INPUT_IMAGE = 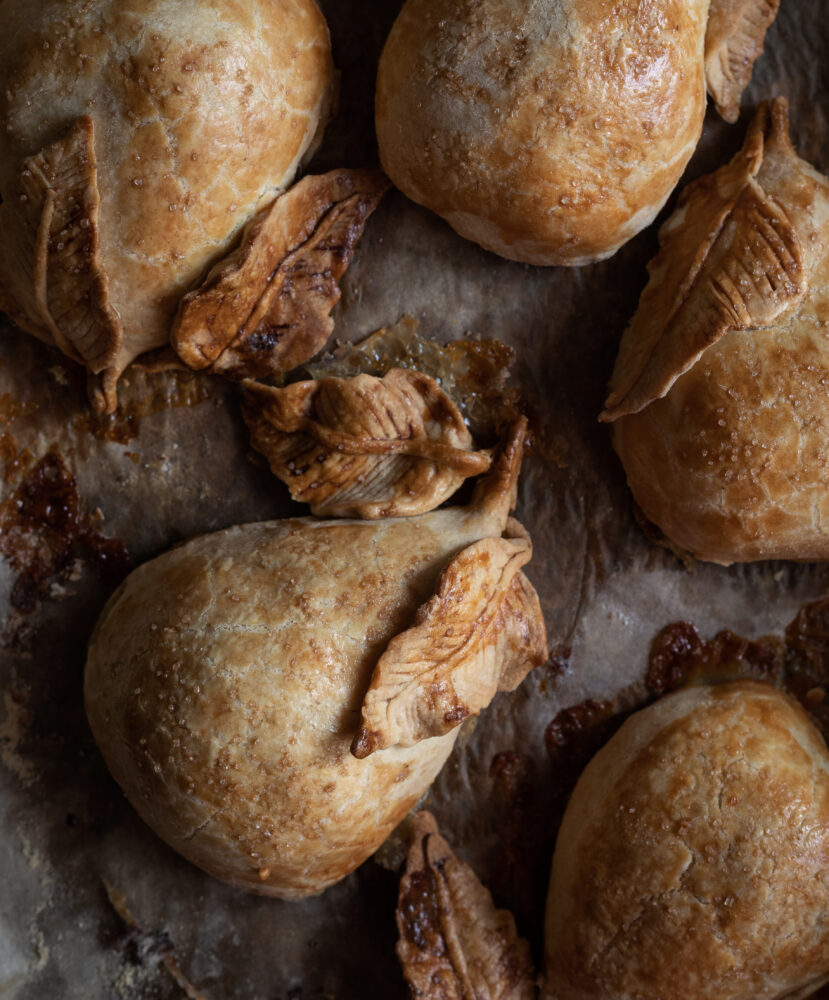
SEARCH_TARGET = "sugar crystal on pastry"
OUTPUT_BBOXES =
[603,99,829,564]
[544,680,829,1000]
[84,421,546,898]
[0,0,343,410]
[375,0,778,266]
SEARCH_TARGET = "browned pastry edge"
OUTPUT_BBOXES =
[351,417,547,756]
[241,369,492,518]
[705,0,781,122]
[397,811,537,1000]
[172,168,390,380]
[602,99,806,422]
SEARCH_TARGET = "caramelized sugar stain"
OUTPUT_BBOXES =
[306,315,521,443]
[779,600,829,737]
[537,605,829,849]
[0,432,33,481]
[0,452,131,619]
[397,864,446,956]
[73,369,212,445]
[647,622,784,695]
[489,751,538,868]
[647,611,829,742]
[544,699,622,804]
[488,749,549,933]
[0,392,36,482]
[484,601,829,941]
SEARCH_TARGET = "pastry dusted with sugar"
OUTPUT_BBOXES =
[544,681,829,1000]
[0,0,372,411]
[603,99,829,564]
[375,0,779,266]
[84,420,546,898]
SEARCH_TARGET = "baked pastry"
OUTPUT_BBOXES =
[375,0,778,266]
[0,0,340,409]
[84,421,546,898]
[241,369,492,518]
[169,168,389,383]
[602,100,829,564]
[397,811,536,999]
[705,0,782,122]
[544,681,829,1000]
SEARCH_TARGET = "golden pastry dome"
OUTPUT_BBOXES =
[0,0,335,408]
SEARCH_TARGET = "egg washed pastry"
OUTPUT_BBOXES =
[603,99,829,564]
[544,681,829,1000]
[242,369,492,518]
[396,811,536,1000]
[0,0,386,410]
[375,0,779,266]
[84,421,546,898]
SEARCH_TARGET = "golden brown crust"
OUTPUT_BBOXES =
[0,0,335,408]
[606,100,829,564]
[242,369,491,518]
[603,103,807,422]
[398,812,536,1000]
[544,681,829,1000]
[705,0,781,122]
[173,169,389,379]
[84,421,539,898]
[376,0,708,265]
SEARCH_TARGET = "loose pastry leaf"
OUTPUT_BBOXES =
[705,0,780,122]
[396,811,536,1000]
[12,115,122,379]
[602,102,807,422]
[171,168,390,380]
[351,522,547,757]
[241,369,492,518]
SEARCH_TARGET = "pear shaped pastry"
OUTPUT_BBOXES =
[241,369,492,518]
[84,421,546,898]
[397,811,536,1000]
[0,0,386,411]
[375,0,778,266]
[544,681,829,1000]
[602,100,829,564]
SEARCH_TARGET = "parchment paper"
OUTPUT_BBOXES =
[1,1,828,997]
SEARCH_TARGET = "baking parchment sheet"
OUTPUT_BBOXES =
[1,1,828,997]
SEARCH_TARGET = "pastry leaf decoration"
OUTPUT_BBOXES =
[602,100,807,422]
[172,168,389,380]
[396,811,537,1000]
[11,115,123,411]
[705,0,780,122]
[242,369,492,518]
[351,520,546,757]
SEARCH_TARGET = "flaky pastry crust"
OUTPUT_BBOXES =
[397,811,536,1000]
[172,169,389,380]
[604,100,829,564]
[84,422,545,898]
[544,681,829,1000]
[375,0,778,266]
[242,368,492,518]
[706,0,781,122]
[0,0,335,409]
[353,517,546,757]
